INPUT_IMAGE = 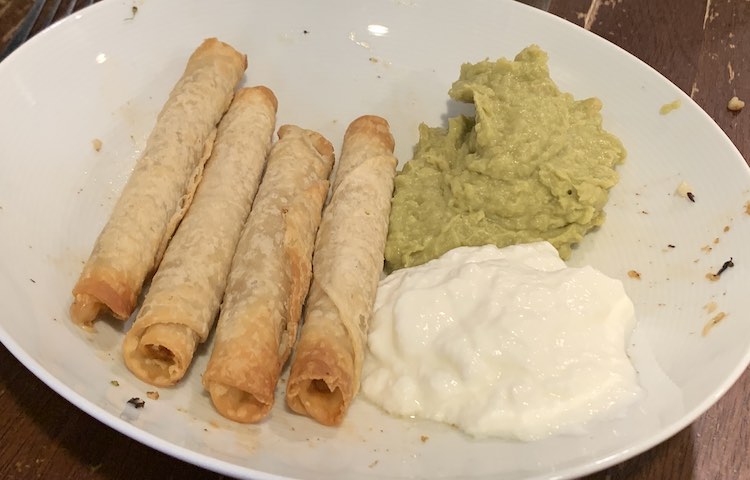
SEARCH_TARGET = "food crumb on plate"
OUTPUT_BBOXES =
[676,181,695,202]
[627,270,641,279]
[92,138,103,152]
[125,5,138,21]
[706,257,734,281]
[420,435,429,443]
[704,301,718,314]
[659,99,681,115]
[146,391,159,400]
[702,312,728,336]
[110,380,119,386]
[127,397,145,408]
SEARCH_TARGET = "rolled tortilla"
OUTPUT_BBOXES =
[202,125,335,423]
[286,115,397,425]
[121,86,278,386]
[70,38,247,327]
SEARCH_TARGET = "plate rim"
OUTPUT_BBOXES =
[1,0,749,479]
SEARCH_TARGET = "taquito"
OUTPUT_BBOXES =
[286,115,397,426]
[202,125,335,423]
[122,86,278,386]
[70,38,247,327]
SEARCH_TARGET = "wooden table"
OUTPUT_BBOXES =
[1,0,748,478]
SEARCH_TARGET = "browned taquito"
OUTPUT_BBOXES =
[70,38,247,328]
[202,125,335,423]
[286,115,397,426]
[121,87,278,386]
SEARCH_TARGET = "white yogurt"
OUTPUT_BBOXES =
[362,242,640,440]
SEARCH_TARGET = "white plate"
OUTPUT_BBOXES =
[1,0,749,479]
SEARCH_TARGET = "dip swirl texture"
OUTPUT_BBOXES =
[384,45,626,271]
[363,243,640,440]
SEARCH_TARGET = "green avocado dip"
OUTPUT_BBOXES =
[384,45,626,272]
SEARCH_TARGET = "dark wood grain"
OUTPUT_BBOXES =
[1,0,749,479]
[0,0,34,52]
[550,0,750,164]
[549,0,750,478]
[0,344,222,479]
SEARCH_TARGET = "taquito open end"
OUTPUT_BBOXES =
[122,323,198,386]
[69,293,103,329]
[205,382,273,424]
[286,354,353,426]
[71,272,134,326]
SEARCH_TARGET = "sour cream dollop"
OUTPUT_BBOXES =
[362,242,640,440]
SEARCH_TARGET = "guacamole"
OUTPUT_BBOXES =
[384,45,626,271]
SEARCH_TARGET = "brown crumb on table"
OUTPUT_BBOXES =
[724,225,731,233]
[420,435,429,443]
[627,270,641,279]
[368,460,379,468]
[92,138,103,152]
[713,237,720,245]
[702,312,728,336]
[701,245,713,254]
[727,96,745,112]
[745,201,750,215]
[146,391,160,400]
[110,380,119,387]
